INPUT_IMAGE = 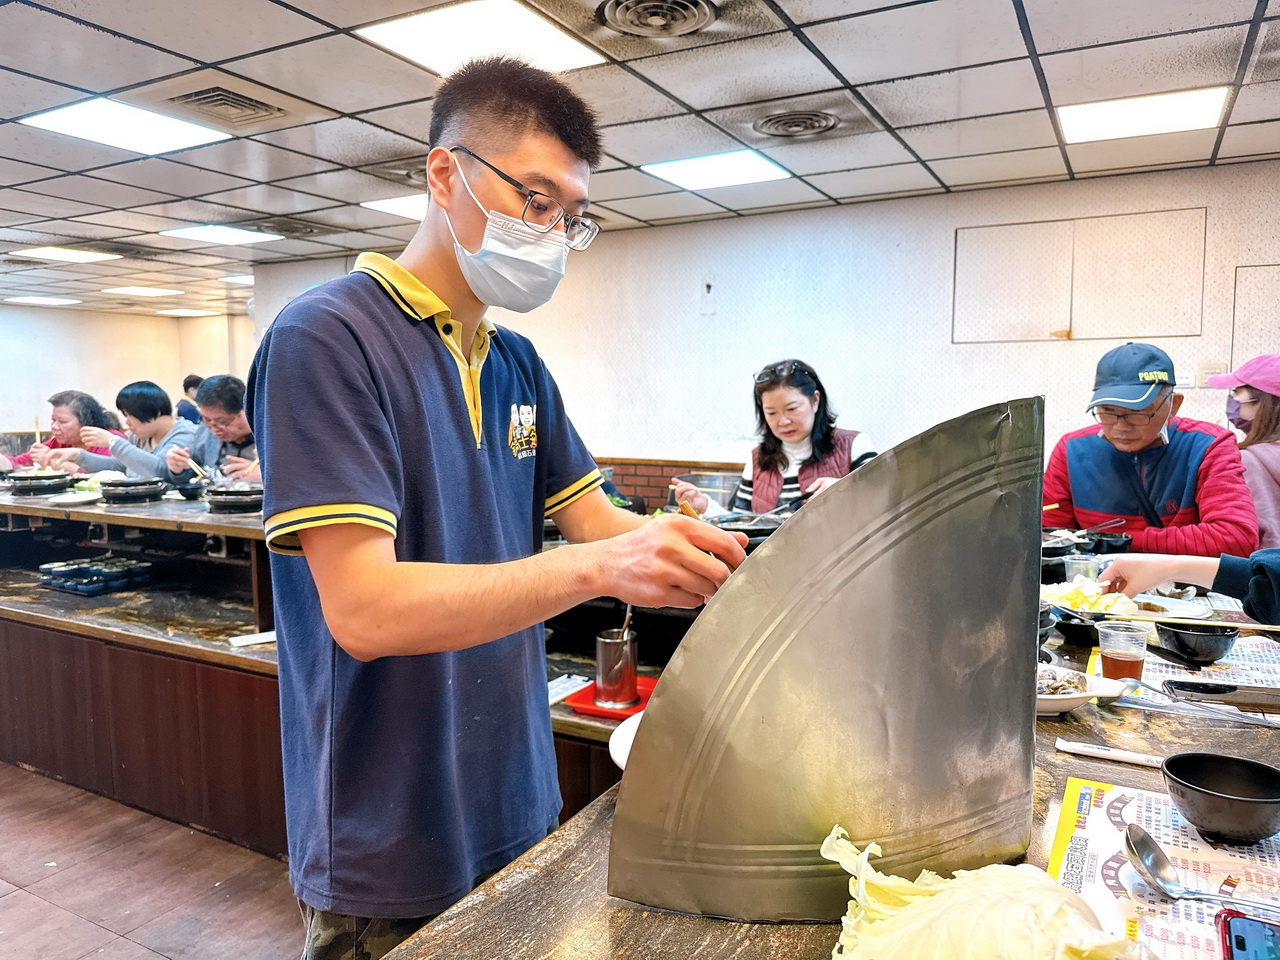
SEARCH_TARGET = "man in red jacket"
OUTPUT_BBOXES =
[1043,342,1258,557]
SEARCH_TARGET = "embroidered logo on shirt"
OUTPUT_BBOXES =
[508,403,537,459]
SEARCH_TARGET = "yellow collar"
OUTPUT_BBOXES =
[352,252,495,357]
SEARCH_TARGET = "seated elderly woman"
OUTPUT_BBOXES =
[0,390,123,474]
[49,381,197,478]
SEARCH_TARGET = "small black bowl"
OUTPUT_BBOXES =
[174,481,207,500]
[1156,622,1239,666]
[1163,753,1280,844]
[1092,533,1132,554]
[1053,613,1099,646]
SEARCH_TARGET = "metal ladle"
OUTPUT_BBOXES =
[1124,824,1280,917]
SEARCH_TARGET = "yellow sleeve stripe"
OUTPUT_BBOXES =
[545,470,604,516]
[264,503,398,554]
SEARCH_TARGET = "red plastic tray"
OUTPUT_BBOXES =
[564,675,657,719]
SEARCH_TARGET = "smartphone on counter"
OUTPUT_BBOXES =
[1218,908,1280,959]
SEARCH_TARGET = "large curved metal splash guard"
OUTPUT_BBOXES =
[608,398,1044,921]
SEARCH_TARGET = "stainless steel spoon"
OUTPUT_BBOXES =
[1124,824,1280,917]
[1095,677,1140,706]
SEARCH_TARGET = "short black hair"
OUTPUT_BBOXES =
[428,57,602,168]
[195,375,246,415]
[183,374,204,392]
[116,381,171,422]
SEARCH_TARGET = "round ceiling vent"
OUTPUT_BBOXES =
[752,111,841,138]
[595,0,719,38]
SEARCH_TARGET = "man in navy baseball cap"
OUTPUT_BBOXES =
[1043,342,1257,557]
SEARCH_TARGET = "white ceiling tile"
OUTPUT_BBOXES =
[840,187,946,204]
[1023,0,1256,53]
[929,146,1066,185]
[0,122,137,172]
[311,230,402,250]
[772,1,928,20]
[0,188,105,219]
[1216,151,1280,165]
[253,119,426,166]
[601,193,725,221]
[368,222,419,241]
[0,209,39,227]
[898,110,1057,160]
[0,156,62,188]
[87,159,257,197]
[300,205,413,230]
[705,90,878,147]
[695,178,826,209]
[806,0,1027,85]
[593,208,645,232]
[199,184,342,216]
[130,199,260,224]
[1218,120,1280,157]
[275,168,417,203]
[0,227,67,245]
[1066,129,1218,172]
[11,266,100,281]
[34,0,329,62]
[225,35,439,114]
[0,68,87,120]
[758,131,912,175]
[166,139,339,182]
[0,4,195,93]
[356,99,434,142]
[18,218,136,240]
[595,154,627,172]
[860,59,1045,126]
[560,65,685,127]
[1231,80,1280,124]
[1041,26,1247,106]
[602,116,740,166]
[586,169,678,202]
[629,33,840,110]
[1250,20,1280,83]
[649,211,738,226]
[272,0,444,29]
[23,175,177,209]
[806,163,939,197]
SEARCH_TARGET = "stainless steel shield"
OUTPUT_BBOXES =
[608,398,1044,921]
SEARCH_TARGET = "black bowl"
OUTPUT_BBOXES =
[1053,614,1099,646]
[1155,622,1239,666]
[1163,753,1280,844]
[174,481,207,500]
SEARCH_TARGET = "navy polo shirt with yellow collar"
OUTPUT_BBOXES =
[246,252,602,919]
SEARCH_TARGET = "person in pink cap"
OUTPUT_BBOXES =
[1209,355,1280,548]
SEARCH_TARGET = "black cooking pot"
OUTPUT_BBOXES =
[100,477,166,503]
[205,483,263,513]
[8,472,74,496]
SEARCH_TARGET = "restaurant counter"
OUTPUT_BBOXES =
[388,679,1280,960]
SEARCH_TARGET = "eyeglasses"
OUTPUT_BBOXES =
[754,360,809,384]
[450,146,599,251]
[1092,394,1171,426]
[201,413,239,430]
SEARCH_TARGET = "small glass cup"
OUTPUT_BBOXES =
[1097,621,1151,681]
[1062,555,1105,580]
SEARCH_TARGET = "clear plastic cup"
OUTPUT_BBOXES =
[1062,555,1104,580]
[1096,621,1151,681]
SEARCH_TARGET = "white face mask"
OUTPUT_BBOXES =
[443,157,568,313]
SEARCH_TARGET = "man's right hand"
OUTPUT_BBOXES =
[671,478,709,514]
[166,446,192,473]
[590,513,746,609]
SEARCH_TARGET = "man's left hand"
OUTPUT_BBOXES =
[222,455,261,482]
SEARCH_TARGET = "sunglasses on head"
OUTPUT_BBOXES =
[754,360,809,384]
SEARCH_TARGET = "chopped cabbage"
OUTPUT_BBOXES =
[74,470,126,492]
[1041,576,1138,615]
[820,826,1144,959]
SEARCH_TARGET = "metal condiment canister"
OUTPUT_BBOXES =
[595,627,639,708]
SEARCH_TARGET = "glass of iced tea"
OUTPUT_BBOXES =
[1097,621,1151,680]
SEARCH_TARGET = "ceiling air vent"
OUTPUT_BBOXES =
[752,111,840,138]
[166,88,286,130]
[595,0,719,37]
[363,158,428,186]
[247,217,334,239]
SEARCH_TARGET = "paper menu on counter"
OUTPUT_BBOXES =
[1048,777,1280,959]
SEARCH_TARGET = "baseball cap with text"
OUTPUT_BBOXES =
[1088,342,1176,411]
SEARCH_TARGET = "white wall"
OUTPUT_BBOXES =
[0,306,245,431]
[253,159,1280,463]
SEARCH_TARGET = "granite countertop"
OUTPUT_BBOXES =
[0,489,265,539]
[389,664,1280,960]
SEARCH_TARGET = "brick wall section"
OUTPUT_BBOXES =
[597,457,743,512]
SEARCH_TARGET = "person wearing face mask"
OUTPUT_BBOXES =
[672,359,877,516]
[49,381,196,479]
[245,58,746,960]
[0,390,124,474]
[1042,343,1257,557]
[1207,355,1280,549]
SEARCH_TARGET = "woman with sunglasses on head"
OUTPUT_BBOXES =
[673,359,877,516]
[1208,355,1280,549]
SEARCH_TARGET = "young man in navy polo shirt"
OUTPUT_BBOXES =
[247,58,746,960]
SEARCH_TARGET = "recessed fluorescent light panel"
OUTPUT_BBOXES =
[159,225,284,245]
[640,150,792,191]
[4,296,82,306]
[356,0,605,75]
[102,286,185,297]
[157,309,220,317]
[19,98,230,155]
[1058,87,1229,144]
[12,246,122,263]
[218,274,254,285]
[360,194,429,221]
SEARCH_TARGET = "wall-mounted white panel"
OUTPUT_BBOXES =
[953,220,1074,343]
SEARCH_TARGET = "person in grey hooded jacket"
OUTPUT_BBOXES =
[50,381,195,478]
